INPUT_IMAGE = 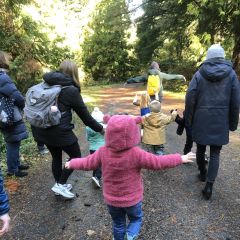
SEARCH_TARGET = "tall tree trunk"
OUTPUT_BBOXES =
[232,35,240,78]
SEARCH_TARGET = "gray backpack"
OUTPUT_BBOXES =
[24,82,64,128]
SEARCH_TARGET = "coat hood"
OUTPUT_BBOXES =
[199,58,233,82]
[104,115,142,151]
[148,68,160,76]
[43,71,75,87]
[144,113,164,127]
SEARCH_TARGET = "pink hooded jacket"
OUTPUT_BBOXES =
[69,115,182,207]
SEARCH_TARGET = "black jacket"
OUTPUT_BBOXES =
[32,71,103,147]
[185,58,240,146]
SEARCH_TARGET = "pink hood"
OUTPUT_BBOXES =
[104,115,142,151]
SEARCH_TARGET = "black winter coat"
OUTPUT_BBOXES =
[0,70,28,142]
[185,58,240,146]
[32,72,103,147]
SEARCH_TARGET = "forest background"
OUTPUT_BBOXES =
[1,0,240,93]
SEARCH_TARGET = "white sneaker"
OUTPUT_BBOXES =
[54,183,72,195]
[51,183,74,199]
[92,177,101,188]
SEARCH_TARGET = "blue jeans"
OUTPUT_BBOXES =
[107,201,143,240]
[6,141,21,173]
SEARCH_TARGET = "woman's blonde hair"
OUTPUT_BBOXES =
[59,60,80,87]
[140,92,151,108]
[0,51,11,69]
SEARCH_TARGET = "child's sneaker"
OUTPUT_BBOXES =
[92,176,101,188]
[54,183,72,195]
[51,183,74,199]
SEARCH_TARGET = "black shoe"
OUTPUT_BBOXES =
[7,170,28,178]
[18,164,29,170]
[202,182,213,200]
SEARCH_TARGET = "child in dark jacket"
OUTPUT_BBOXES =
[65,114,195,240]
[174,111,193,154]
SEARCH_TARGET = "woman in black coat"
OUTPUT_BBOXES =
[32,60,103,199]
[185,44,240,200]
[0,51,28,177]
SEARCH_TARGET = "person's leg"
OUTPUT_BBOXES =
[90,150,101,188]
[47,145,75,198]
[107,205,126,240]
[206,145,222,183]
[59,142,81,184]
[37,141,49,154]
[37,141,45,151]
[94,167,102,179]
[145,144,154,154]
[6,141,20,173]
[202,145,222,200]
[154,145,164,155]
[196,144,207,181]
[90,150,97,177]
[126,201,143,239]
[6,141,28,177]
[46,145,63,182]
[183,133,193,154]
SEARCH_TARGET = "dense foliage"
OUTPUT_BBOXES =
[81,0,139,83]
[0,0,73,93]
[135,0,240,79]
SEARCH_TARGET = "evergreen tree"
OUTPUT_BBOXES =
[81,0,133,82]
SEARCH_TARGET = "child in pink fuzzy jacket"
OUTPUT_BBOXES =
[65,114,194,240]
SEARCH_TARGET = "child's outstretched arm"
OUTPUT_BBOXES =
[136,149,195,170]
[65,149,102,170]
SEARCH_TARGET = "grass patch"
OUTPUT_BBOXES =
[164,91,186,100]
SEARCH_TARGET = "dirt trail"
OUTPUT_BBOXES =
[4,84,240,240]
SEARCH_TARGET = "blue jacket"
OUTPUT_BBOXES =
[0,171,9,216]
[0,70,28,142]
[185,58,240,146]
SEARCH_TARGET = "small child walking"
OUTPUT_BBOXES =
[174,111,193,154]
[133,92,151,116]
[142,100,177,155]
[86,107,106,188]
[65,114,194,240]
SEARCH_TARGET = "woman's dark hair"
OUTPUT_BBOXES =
[0,51,11,69]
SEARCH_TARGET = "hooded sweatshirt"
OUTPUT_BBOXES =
[185,58,240,145]
[69,115,182,207]
[142,112,176,145]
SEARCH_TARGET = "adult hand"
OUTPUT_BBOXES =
[182,76,187,82]
[0,213,10,236]
[181,152,195,163]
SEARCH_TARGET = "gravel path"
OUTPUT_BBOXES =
[4,84,240,240]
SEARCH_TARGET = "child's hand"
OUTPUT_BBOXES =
[171,110,178,118]
[65,162,71,169]
[181,152,195,163]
